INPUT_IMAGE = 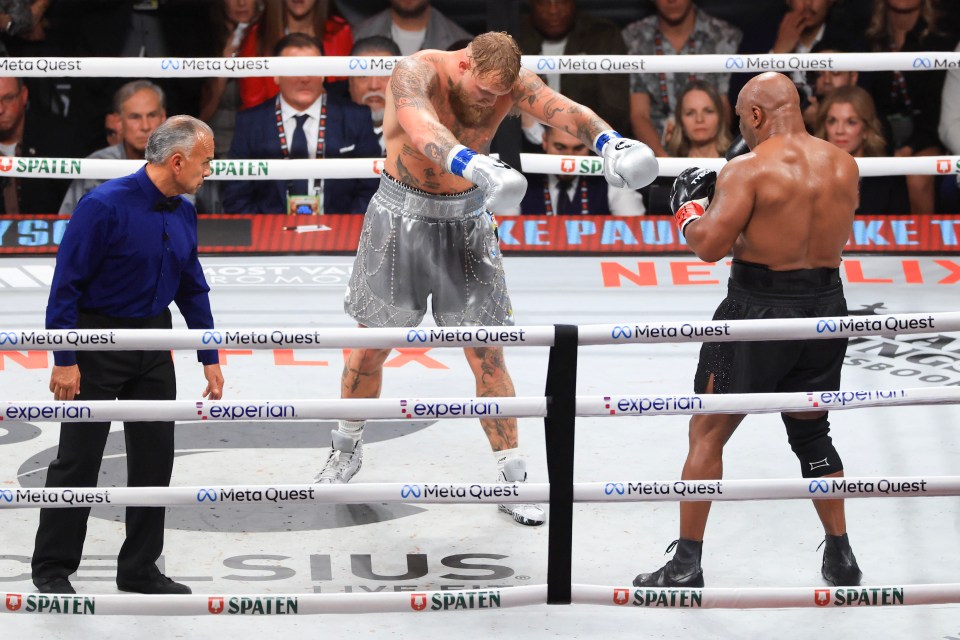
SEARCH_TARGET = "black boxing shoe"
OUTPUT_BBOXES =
[820,533,862,586]
[633,539,705,588]
[117,573,191,595]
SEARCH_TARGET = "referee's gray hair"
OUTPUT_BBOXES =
[145,116,213,165]
[112,79,165,114]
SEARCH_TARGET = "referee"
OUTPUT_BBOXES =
[32,116,224,595]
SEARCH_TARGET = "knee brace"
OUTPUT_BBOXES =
[782,414,843,478]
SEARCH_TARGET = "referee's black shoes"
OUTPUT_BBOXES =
[117,573,192,595]
[34,576,76,594]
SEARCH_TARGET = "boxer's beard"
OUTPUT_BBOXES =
[449,83,493,127]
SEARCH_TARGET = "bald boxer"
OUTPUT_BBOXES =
[635,72,862,586]
[318,32,658,528]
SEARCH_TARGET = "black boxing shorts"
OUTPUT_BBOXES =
[694,259,848,395]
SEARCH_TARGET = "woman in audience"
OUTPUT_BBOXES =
[863,0,955,213]
[664,79,732,158]
[238,0,353,109]
[643,80,732,214]
[815,85,910,215]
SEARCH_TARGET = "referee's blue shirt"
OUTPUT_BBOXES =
[46,165,218,367]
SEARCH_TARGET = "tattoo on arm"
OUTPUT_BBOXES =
[390,58,432,111]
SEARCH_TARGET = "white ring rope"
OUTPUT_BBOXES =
[2,52,956,78]
[2,583,957,615]
[0,476,956,509]
[0,397,549,422]
[0,311,949,352]
[0,586,546,615]
[2,154,955,180]
[2,386,957,423]
[571,583,960,609]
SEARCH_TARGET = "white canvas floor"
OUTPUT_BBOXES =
[1,254,959,639]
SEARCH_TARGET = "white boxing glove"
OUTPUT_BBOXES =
[446,145,527,213]
[594,130,659,189]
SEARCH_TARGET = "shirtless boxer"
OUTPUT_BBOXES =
[315,32,658,527]
[634,72,862,584]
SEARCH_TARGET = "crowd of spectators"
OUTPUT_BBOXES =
[0,0,958,216]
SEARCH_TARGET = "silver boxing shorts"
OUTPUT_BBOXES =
[345,172,514,328]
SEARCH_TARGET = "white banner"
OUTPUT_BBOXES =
[576,476,959,502]
[0,586,546,615]
[0,155,955,182]
[0,325,553,351]
[0,52,955,78]
[579,387,960,417]
[571,583,960,609]
[0,397,547,422]
[0,482,551,509]
[580,311,954,346]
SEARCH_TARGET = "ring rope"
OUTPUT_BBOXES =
[2,51,955,77]
[2,154,955,181]
[0,585,547,615]
[0,311,949,352]
[0,476,956,509]
[2,583,957,615]
[2,386,957,422]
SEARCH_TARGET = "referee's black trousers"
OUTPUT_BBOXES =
[32,309,177,584]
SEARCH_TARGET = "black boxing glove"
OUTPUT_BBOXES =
[670,167,717,236]
[725,134,750,161]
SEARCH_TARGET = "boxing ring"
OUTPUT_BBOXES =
[1,52,960,638]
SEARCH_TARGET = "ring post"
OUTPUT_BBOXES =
[544,324,578,604]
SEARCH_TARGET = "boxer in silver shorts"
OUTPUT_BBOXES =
[345,171,513,328]
[313,33,658,529]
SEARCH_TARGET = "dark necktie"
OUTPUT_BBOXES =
[290,113,309,196]
[555,180,574,214]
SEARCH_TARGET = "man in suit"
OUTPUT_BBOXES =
[0,76,81,214]
[517,126,645,215]
[223,33,380,215]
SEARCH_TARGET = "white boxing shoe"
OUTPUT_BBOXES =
[314,431,363,484]
[497,458,545,526]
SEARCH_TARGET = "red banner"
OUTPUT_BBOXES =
[1,214,959,255]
